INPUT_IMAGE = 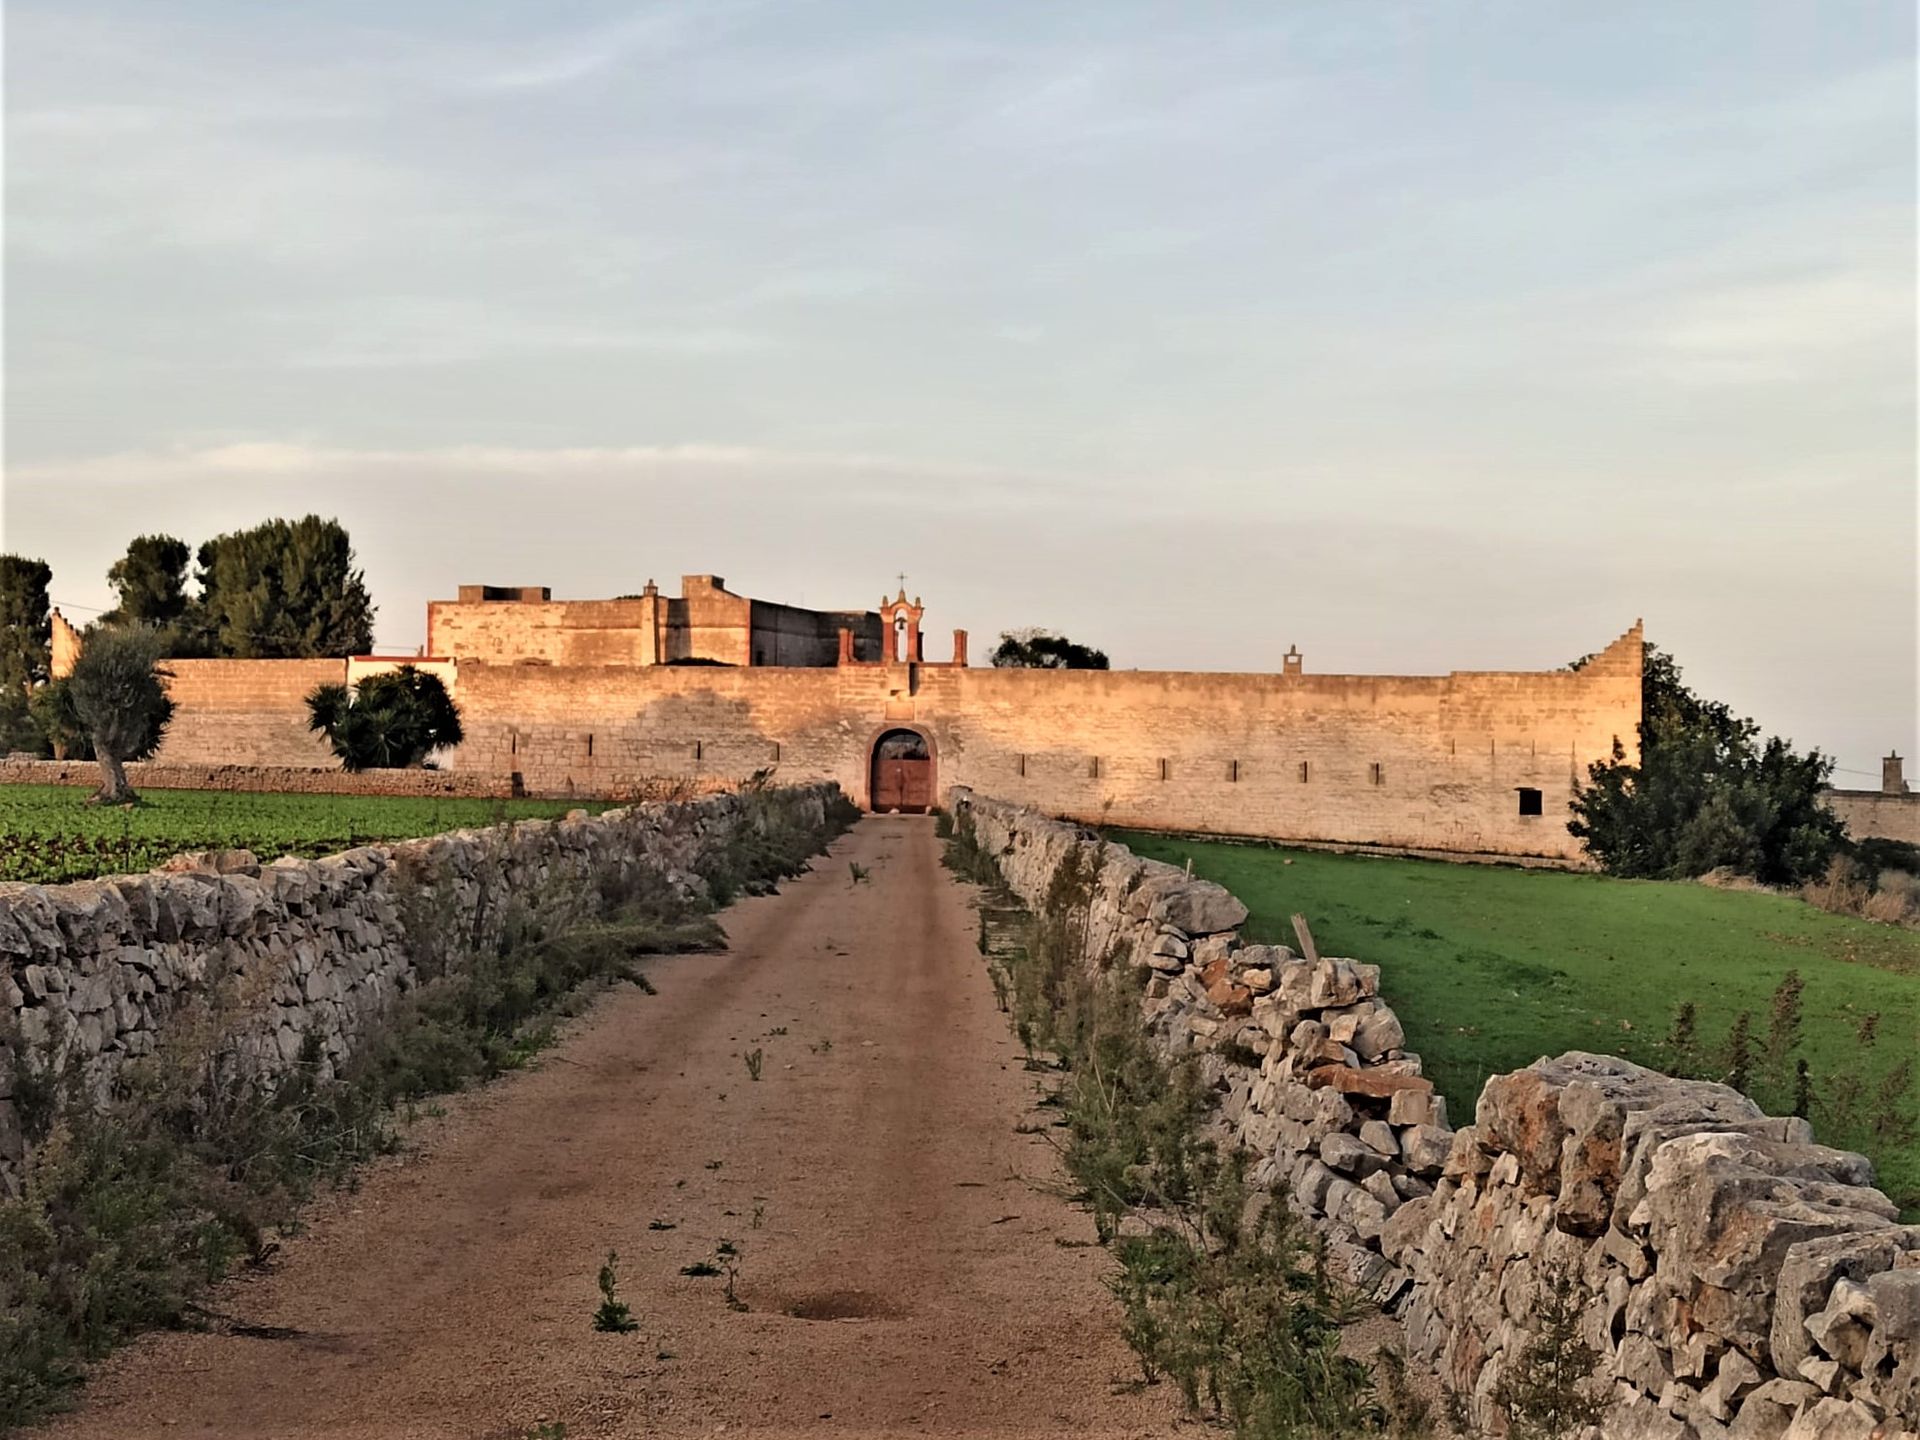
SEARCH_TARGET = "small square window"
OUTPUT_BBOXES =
[1518,787,1544,817]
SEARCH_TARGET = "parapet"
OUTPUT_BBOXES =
[455,585,552,604]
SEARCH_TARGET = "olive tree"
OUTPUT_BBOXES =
[65,625,176,804]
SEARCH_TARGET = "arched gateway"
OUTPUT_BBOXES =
[868,727,934,814]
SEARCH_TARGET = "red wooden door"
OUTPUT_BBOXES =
[873,758,932,813]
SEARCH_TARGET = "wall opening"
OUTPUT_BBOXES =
[1299,761,1309,783]
[1369,762,1384,786]
[869,728,933,814]
[1517,787,1544,816]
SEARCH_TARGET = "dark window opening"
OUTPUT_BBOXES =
[1089,756,1101,779]
[1518,787,1544,816]
[1298,761,1309,783]
[1017,753,1027,777]
[1369,763,1384,786]
[1228,759,1240,782]
[1158,758,1170,782]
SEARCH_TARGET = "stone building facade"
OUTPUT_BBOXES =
[424,574,893,669]
[1824,754,1920,847]
[135,576,1644,864]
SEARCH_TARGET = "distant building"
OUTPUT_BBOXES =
[1824,752,1920,847]
[136,572,1643,864]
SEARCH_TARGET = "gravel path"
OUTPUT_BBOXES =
[42,816,1179,1440]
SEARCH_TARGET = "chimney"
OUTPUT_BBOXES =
[952,629,968,667]
[1885,753,1909,795]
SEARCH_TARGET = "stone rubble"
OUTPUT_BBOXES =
[954,788,1919,1440]
[1,785,837,1194]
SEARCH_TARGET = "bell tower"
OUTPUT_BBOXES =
[880,586,924,663]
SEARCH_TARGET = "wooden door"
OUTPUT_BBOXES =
[872,758,932,813]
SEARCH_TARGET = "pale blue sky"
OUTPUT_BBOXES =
[4,2,1914,780]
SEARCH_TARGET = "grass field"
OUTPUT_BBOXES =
[1114,832,1920,1213]
[0,785,607,884]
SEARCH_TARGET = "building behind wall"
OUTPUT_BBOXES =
[425,575,887,669]
[1823,752,1920,846]
[140,574,1645,864]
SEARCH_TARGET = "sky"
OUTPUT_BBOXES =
[3,1,1914,784]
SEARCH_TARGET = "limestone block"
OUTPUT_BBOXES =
[1322,1132,1387,1177]
[1401,1124,1453,1177]
[1698,1347,1761,1422]
[1805,1279,1875,1370]
[1769,1227,1920,1378]
[1389,1088,1447,1129]
[1148,881,1247,937]
[1780,1398,1878,1439]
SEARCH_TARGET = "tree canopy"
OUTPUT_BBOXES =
[195,516,375,658]
[306,666,463,771]
[103,534,193,629]
[0,554,53,753]
[990,629,1111,670]
[66,625,175,805]
[1568,645,1844,885]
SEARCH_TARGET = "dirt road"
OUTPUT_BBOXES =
[44,817,1177,1440]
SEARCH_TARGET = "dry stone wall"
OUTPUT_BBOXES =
[953,789,1919,1440]
[0,784,838,1194]
[0,758,513,798]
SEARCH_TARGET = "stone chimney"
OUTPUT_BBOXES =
[1884,753,1909,795]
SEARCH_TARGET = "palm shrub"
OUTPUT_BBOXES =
[306,666,463,771]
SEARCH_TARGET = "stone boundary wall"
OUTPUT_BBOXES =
[0,784,839,1193]
[0,759,748,803]
[0,758,514,799]
[953,789,1919,1440]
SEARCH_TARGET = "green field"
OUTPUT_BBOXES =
[1115,832,1920,1213]
[0,785,607,885]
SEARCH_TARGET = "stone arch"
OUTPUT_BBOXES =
[866,725,936,814]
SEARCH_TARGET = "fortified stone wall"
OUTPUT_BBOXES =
[0,784,838,1194]
[954,789,1919,1440]
[151,659,345,768]
[1827,791,1920,848]
[135,626,1642,862]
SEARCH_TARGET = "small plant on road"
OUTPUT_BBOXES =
[848,861,871,884]
[679,1259,721,1277]
[592,1251,639,1333]
[744,1047,764,1081]
[722,1245,748,1312]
